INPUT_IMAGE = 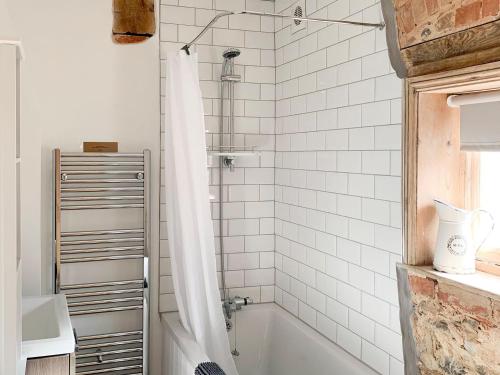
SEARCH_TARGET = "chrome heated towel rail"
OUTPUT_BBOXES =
[54,149,150,375]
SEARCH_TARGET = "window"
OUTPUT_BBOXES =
[477,152,500,275]
[404,65,500,278]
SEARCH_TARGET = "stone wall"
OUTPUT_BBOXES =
[394,0,500,48]
[399,266,500,375]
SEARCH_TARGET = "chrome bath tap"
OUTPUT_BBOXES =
[223,296,253,319]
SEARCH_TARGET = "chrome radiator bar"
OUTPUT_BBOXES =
[61,203,144,210]
[61,187,144,192]
[77,365,142,375]
[61,161,144,167]
[62,178,143,184]
[78,331,143,340]
[77,356,143,368]
[61,195,144,201]
[61,237,144,246]
[60,279,144,290]
[61,246,144,255]
[61,254,144,263]
[61,152,143,157]
[75,330,143,374]
[54,149,150,375]
[68,297,144,308]
[61,170,144,175]
[78,338,143,350]
[65,288,144,298]
[61,229,144,237]
[76,348,143,359]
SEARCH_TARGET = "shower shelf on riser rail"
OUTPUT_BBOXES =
[206,145,262,158]
[207,151,261,157]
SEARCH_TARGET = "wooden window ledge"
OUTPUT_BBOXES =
[403,265,500,300]
[476,252,500,277]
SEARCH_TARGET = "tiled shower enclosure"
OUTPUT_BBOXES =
[159,0,403,374]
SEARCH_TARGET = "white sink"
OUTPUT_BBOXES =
[22,295,75,358]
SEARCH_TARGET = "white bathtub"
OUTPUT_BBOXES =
[162,303,377,375]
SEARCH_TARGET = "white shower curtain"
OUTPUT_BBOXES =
[164,50,238,375]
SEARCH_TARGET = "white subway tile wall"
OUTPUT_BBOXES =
[273,1,403,374]
[159,0,277,312]
[160,0,403,374]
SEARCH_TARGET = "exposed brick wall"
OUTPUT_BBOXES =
[394,0,500,48]
[407,272,500,375]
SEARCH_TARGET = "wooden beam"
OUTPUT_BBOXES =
[403,19,500,77]
[383,0,500,78]
[113,0,155,44]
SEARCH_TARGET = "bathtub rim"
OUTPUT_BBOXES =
[161,311,210,370]
[162,302,378,375]
[235,303,377,374]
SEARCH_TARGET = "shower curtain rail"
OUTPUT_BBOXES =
[181,10,385,53]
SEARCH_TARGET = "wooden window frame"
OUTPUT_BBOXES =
[404,61,500,276]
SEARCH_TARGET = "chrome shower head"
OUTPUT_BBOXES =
[222,48,241,60]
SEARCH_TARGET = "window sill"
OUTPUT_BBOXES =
[476,251,500,277]
[406,265,500,299]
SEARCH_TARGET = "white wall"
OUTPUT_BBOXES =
[0,42,22,375]
[273,1,403,374]
[159,0,277,312]
[0,1,162,373]
[3,0,159,295]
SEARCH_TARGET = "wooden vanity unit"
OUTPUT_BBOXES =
[25,354,75,375]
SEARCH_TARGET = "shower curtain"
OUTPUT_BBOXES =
[164,50,239,375]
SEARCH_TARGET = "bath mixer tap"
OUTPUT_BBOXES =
[223,296,253,319]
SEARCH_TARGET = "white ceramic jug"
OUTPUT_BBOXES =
[433,199,495,274]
